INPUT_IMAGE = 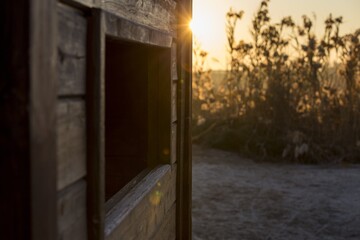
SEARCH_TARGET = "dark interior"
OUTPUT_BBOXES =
[105,38,149,201]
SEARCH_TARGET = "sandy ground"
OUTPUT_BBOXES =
[192,145,360,240]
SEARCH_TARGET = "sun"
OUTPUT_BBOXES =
[188,15,212,40]
[189,20,194,31]
[189,19,200,33]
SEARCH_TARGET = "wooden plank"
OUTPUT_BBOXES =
[104,12,172,48]
[171,81,177,122]
[86,8,105,240]
[171,43,178,81]
[105,169,151,213]
[115,17,150,43]
[30,0,58,239]
[171,123,177,165]
[60,0,93,8]
[103,0,176,34]
[150,203,176,240]
[58,3,87,96]
[176,1,193,239]
[176,76,186,240]
[57,99,87,191]
[105,165,177,240]
[58,180,88,240]
[149,30,173,48]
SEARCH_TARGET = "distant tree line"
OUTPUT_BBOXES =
[192,0,360,163]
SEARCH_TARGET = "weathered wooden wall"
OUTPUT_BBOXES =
[2,0,190,239]
[9,0,186,239]
[103,0,177,35]
[57,3,88,240]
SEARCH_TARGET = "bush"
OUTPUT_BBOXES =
[192,0,360,164]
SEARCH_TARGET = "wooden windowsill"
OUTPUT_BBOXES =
[105,168,151,213]
[104,164,171,237]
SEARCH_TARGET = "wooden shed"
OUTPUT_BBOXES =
[0,0,192,239]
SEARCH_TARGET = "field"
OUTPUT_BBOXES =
[192,145,360,240]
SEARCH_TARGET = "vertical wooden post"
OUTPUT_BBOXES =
[177,0,193,239]
[87,8,105,240]
[30,0,58,239]
[0,0,57,239]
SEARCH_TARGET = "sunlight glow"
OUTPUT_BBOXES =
[193,0,360,70]
[189,20,194,31]
[189,14,214,41]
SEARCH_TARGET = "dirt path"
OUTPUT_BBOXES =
[192,145,360,240]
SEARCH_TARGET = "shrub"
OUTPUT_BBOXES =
[192,0,360,163]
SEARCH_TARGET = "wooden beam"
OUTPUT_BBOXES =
[57,99,87,191]
[176,0,193,239]
[86,8,105,240]
[103,0,176,35]
[29,0,58,239]
[0,1,58,238]
[60,0,94,9]
[58,3,87,96]
[104,12,173,48]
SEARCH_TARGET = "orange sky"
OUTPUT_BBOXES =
[192,0,360,70]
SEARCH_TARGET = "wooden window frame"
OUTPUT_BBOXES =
[103,36,172,203]
[86,10,173,240]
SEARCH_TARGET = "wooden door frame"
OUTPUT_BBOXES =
[0,0,58,239]
[86,8,106,240]
[176,0,193,239]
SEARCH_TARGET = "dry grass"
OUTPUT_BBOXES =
[192,145,360,239]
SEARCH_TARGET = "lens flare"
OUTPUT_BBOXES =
[189,20,194,31]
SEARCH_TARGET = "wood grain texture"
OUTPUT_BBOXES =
[57,99,87,191]
[105,165,177,240]
[105,12,172,48]
[171,43,178,81]
[150,203,176,240]
[103,0,176,34]
[58,3,87,96]
[58,180,88,240]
